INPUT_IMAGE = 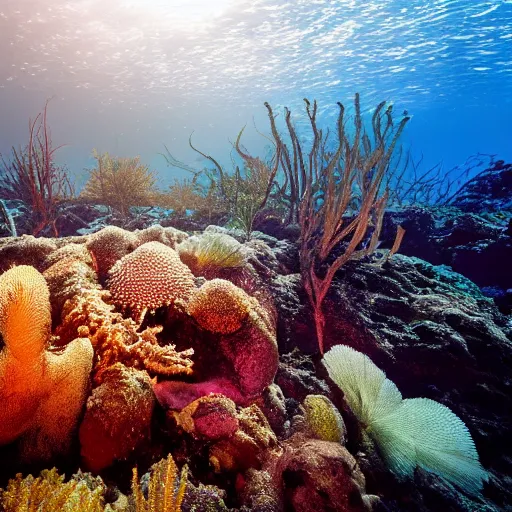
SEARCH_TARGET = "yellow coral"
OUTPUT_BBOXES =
[132,454,188,512]
[81,151,157,218]
[0,265,93,462]
[187,279,253,334]
[302,395,346,443]
[0,468,108,512]
[108,241,196,320]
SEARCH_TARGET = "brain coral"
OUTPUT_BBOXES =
[107,241,196,318]
[187,279,253,334]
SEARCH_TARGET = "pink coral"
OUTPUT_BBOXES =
[108,241,196,319]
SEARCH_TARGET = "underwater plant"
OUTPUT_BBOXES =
[0,101,73,236]
[161,135,280,238]
[80,150,157,219]
[265,95,409,354]
[132,454,188,512]
[323,345,488,496]
[0,468,108,512]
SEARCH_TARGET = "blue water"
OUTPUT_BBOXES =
[0,0,511,189]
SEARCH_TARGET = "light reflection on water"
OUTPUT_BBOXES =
[0,0,510,178]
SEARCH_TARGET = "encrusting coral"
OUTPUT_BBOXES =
[0,265,93,462]
[79,363,156,472]
[107,241,196,322]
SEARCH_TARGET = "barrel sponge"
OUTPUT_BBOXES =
[107,241,196,314]
[187,279,253,334]
[323,345,488,496]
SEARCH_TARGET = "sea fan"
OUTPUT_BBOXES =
[323,345,488,495]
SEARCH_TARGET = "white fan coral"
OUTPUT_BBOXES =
[323,345,488,495]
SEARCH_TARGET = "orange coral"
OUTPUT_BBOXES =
[79,363,155,472]
[187,279,253,334]
[0,265,93,462]
[90,321,194,385]
[107,241,196,320]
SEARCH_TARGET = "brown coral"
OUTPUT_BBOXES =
[107,241,196,320]
[209,404,279,473]
[0,265,93,462]
[86,225,138,281]
[79,364,156,472]
[0,235,57,274]
[187,279,253,334]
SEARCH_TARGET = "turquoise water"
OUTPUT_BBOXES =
[0,0,511,187]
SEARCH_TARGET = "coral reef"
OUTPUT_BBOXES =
[107,241,196,321]
[0,206,509,511]
[79,364,156,472]
[0,265,93,463]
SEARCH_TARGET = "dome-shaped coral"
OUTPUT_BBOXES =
[187,279,253,334]
[107,241,196,318]
[86,225,138,281]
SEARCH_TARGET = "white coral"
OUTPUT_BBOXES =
[323,345,488,495]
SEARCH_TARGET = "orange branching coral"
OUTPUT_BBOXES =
[0,265,93,462]
[132,454,188,512]
[107,241,196,321]
[52,278,193,385]
[187,279,254,334]
[90,321,194,385]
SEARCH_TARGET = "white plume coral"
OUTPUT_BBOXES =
[323,345,488,495]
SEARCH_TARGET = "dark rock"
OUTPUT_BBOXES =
[318,254,512,511]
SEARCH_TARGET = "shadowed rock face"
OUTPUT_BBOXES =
[320,256,511,511]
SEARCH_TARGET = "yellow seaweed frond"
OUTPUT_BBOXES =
[132,454,188,512]
[0,468,106,512]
